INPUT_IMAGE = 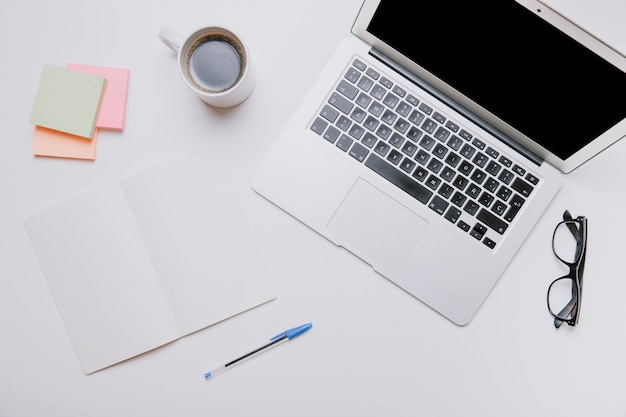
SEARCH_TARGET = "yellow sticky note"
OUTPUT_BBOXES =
[32,126,98,161]
[29,64,106,139]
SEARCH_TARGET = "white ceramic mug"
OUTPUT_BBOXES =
[159,26,256,108]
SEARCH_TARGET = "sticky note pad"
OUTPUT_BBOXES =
[29,64,106,139]
[32,126,98,160]
[67,64,129,130]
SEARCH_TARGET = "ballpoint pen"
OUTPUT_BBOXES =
[203,323,313,380]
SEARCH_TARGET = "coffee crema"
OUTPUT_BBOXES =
[185,34,245,93]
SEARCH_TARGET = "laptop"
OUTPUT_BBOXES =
[252,0,626,325]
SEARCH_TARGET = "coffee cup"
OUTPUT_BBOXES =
[159,26,256,108]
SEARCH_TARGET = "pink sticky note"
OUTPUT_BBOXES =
[32,126,98,160]
[66,63,129,130]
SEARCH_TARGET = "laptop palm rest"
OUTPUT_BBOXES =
[327,178,428,271]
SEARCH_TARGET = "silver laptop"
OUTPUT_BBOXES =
[252,0,626,325]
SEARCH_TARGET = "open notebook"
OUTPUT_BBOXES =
[253,0,626,325]
[24,148,276,374]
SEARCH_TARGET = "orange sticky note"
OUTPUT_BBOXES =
[32,126,98,160]
[66,63,130,130]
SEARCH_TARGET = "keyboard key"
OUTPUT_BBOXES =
[356,92,372,108]
[434,126,450,142]
[310,117,328,134]
[464,200,480,216]
[366,67,380,79]
[408,109,426,125]
[392,85,406,97]
[419,135,435,150]
[336,115,351,131]
[352,59,366,71]
[362,132,377,148]
[396,102,412,117]
[504,194,525,222]
[438,183,454,199]
[323,126,340,143]
[422,118,437,134]
[379,77,393,89]
[447,135,463,151]
[320,105,339,122]
[406,94,419,106]
[344,67,360,83]
[485,160,501,176]
[370,85,386,100]
[478,191,494,207]
[452,175,469,191]
[459,129,472,140]
[444,207,462,223]
[387,149,403,165]
[496,185,512,201]
[381,109,397,125]
[445,120,459,132]
[477,209,508,234]
[374,141,390,157]
[432,112,446,124]
[406,126,423,142]
[526,172,540,185]
[389,132,405,148]
[426,174,441,190]
[429,195,449,215]
[512,164,526,176]
[483,237,496,249]
[336,135,353,151]
[357,76,374,92]
[364,115,379,131]
[328,92,353,114]
[413,166,428,181]
[445,152,461,167]
[460,143,476,159]
[415,149,429,164]
[401,141,418,157]
[498,169,514,184]
[383,92,399,108]
[337,79,359,99]
[368,102,384,117]
[451,191,467,207]
[349,142,369,162]
[419,102,433,114]
[348,124,365,140]
[470,223,487,240]
[511,177,534,197]
[365,154,432,204]
[399,158,417,173]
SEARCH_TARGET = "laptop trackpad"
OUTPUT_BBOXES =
[327,178,428,271]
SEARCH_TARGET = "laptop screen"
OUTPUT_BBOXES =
[365,0,626,164]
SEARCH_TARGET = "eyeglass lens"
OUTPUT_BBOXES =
[552,220,582,264]
[547,276,578,320]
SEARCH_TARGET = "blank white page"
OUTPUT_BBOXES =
[24,183,179,374]
[120,148,276,335]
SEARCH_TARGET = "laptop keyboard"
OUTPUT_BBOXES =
[309,56,541,250]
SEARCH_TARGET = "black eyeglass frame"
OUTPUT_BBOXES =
[546,210,587,328]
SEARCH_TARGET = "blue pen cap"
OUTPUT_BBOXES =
[270,323,312,341]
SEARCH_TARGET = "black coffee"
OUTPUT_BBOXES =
[187,37,242,92]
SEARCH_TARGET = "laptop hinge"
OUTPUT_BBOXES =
[369,48,545,167]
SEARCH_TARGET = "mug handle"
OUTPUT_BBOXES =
[159,27,184,53]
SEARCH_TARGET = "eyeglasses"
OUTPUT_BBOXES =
[546,210,587,328]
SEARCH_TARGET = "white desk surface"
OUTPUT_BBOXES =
[2,1,626,416]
